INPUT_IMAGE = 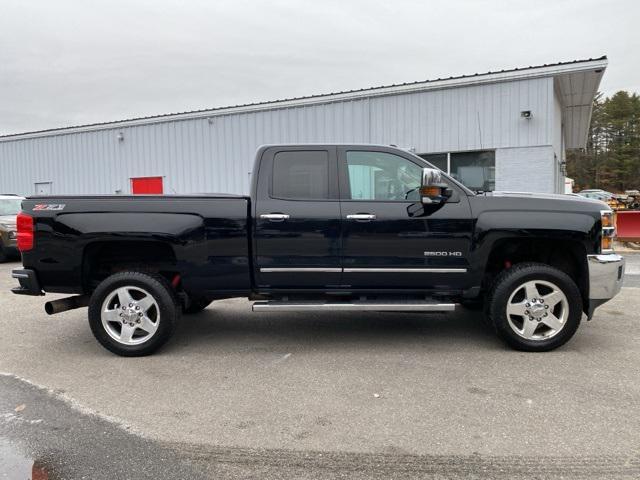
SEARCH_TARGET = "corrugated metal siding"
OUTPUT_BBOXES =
[0,77,554,195]
[495,146,555,193]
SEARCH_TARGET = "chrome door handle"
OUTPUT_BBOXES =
[347,214,376,221]
[260,213,290,222]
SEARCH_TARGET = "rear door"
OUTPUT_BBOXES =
[338,146,473,291]
[253,146,342,289]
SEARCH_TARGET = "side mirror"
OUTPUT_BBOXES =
[420,168,450,204]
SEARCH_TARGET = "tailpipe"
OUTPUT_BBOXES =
[45,295,90,315]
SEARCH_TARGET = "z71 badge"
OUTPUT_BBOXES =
[33,204,66,211]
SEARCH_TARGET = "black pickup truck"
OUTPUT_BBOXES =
[11,144,625,356]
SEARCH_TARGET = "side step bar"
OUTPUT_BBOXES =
[252,301,456,312]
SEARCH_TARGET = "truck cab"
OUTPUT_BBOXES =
[251,145,474,295]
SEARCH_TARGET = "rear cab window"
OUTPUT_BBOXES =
[271,151,331,200]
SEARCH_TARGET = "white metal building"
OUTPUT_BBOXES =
[0,57,607,196]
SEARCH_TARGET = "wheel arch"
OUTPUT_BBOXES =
[81,240,179,293]
[482,237,589,314]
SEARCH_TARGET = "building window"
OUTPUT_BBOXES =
[272,150,330,200]
[421,153,448,173]
[419,151,495,192]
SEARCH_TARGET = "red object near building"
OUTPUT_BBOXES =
[131,177,163,195]
[615,210,640,242]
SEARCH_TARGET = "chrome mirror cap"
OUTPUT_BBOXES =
[422,167,442,186]
[420,167,446,204]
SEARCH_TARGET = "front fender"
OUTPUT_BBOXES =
[468,210,599,284]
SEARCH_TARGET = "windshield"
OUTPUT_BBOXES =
[0,199,22,216]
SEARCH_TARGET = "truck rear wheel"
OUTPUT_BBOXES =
[88,271,180,356]
[487,262,582,352]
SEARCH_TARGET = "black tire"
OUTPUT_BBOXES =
[0,239,7,263]
[88,271,180,356]
[487,262,582,352]
[182,297,212,314]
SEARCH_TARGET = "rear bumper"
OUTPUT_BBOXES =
[11,269,44,296]
[587,253,625,318]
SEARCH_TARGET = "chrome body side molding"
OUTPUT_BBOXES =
[253,301,457,312]
[343,268,467,273]
[260,267,467,273]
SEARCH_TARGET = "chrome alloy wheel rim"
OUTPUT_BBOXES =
[506,280,569,341]
[101,286,160,345]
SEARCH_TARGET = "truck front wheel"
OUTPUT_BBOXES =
[88,272,180,356]
[488,263,583,352]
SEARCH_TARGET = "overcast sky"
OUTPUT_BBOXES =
[1,0,638,135]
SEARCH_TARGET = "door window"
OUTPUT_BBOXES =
[346,151,422,201]
[272,151,330,200]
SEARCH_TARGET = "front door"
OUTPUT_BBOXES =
[254,147,342,289]
[338,147,473,291]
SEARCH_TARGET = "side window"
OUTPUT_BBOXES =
[346,151,422,201]
[272,151,330,200]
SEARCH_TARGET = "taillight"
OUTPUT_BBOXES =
[16,212,34,251]
[600,210,615,254]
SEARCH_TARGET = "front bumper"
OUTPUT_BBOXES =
[587,253,625,318]
[1,229,17,249]
[11,269,44,296]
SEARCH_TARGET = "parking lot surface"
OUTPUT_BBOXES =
[1,256,639,478]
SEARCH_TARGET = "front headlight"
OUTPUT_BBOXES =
[600,210,615,253]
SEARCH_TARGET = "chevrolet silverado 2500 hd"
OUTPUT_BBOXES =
[11,145,625,356]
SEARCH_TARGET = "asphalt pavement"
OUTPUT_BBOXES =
[1,255,639,479]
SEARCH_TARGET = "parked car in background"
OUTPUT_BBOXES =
[578,189,613,201]
[577,189,626,210]
[0,194,24,262]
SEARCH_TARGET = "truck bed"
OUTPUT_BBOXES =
[20,194,252,296]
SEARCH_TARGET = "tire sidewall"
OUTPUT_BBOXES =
[88,272,179,356]
[490,264,583,351]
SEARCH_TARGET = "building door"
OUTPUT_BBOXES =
[34,182,52,195]
[338,147,474,290]
[253,146,342,289]
[131,177,163,194]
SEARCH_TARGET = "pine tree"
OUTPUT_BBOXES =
[567,90,640,192]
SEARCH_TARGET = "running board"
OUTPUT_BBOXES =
[252,301,457,312]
